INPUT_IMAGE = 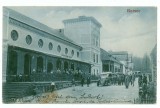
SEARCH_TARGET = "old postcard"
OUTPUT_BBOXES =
[2,6,157,104]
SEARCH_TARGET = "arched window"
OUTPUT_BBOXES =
[38,39,43,48]
[77,52,79,58]
[57,45,61,53]
[47,62,53,73]
[71,50,74,57]
[64,61,68,71]
[8,50,18,75]
[11,30,18,41]
[71,63,74,70]
[65,48,68,54]
[24,54,31,75]
[26,35,32,45]
[56,59,61,70]
[37,56,43,73]
[48,42,53,50]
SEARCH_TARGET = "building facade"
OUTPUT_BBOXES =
[63,16,102,76]
[3,8,91,83]
[3,8,128,83]
[110,51,133,74]
[101,49,123,73]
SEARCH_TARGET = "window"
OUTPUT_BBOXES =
[11,30,18,41]
[71,50,74,56]
[64,61,68,71]
[47,62,53,73]
[103,64,109,72]
[115,68,117,72]
[65,48,68,54]
[96,54,98,63]
[57,45,61,53]
[48,42,53,50]
[56,59,61,70]
[24,54,32,75]
[71,63,74,70]
[96,39,98,47]
[8,50,17,75]
[77,52,79,57]
[37,56,43,73]
[93,53,95,62]
[38,39,43,48]
[26,35,32,45]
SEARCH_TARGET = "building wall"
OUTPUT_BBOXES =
[113,62,121,73]
[64,21,91,45]
[63,17,102,75]
[2,9,9,82]
[3,10,92,82]
[8,24,81,61]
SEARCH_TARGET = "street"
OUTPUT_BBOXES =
[16,78,139,104]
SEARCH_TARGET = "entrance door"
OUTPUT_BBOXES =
[56,59,61,70]
[8,50,18,82]
[71,63,74,71]
[64,61,68,71]
[47,62,53,73]
[24,54,31,81]
[37,56,43,73]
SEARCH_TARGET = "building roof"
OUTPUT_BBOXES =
[4,7,82,49]
[63,16,102,28]
[109,51,128,55]
[100,48,122,64]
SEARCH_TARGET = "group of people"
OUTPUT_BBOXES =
[124,73,136,89]
[8,73,30,82]
[111,74,125,86]
[72,76,91,90]
[138,74,154,103]
[96,73,136,87]
[82,76,91,87]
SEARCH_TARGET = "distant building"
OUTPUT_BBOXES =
[109,51,133,74]
[100,49,123,73]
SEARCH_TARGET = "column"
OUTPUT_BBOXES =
[17,50,24,75]
[31,54,37,73]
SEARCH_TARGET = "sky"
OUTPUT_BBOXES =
[8,6,157,58]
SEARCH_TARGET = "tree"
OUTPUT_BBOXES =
[132,56,142,71]
[141,53,152,73]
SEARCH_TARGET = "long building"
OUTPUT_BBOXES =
[3,8,91,82]
[101,49,123,73]
[2,8,123,101]
[110,51,133,74]
[2,7,125,83]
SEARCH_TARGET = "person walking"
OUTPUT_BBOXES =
[143,74,147,84]
[131,73,135,86]
[87,76,90,87]
[72,78,75,91]
[138,75,143,87]
[81,77,85,87]
[125,74,130,89]
[142,82,148,103]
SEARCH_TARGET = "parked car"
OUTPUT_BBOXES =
[98,72,112,86]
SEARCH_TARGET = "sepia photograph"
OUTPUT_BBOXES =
[2,6,157,104]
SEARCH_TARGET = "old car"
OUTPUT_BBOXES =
[98,72,112,86]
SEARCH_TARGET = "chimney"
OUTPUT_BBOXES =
[59,29,64,34]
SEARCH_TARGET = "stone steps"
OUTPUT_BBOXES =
[2,83,34,102]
